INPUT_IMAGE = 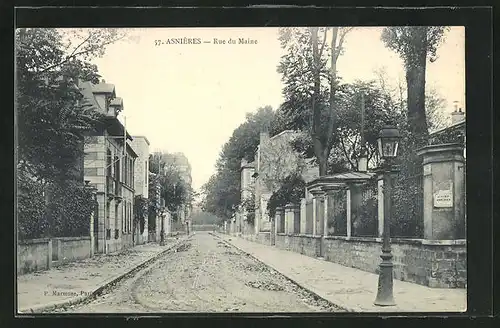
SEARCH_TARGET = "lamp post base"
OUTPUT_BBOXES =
[374,255,396,306]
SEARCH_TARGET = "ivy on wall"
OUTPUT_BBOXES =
[17,172,96,240]
[134,195,148,234]
[267,175,305,219]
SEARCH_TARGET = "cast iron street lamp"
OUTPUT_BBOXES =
[374,124,401,307]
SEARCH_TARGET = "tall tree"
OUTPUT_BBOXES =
[381,26,448,145]
[201,106,275,221]
[278,27,353,175]
[16,28,127,184]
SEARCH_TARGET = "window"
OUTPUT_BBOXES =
[106,201,111,237]
[106,149,112,177]
[115,203,119,235]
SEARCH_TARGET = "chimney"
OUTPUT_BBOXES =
[101,79,106,83]
[451,103,465,124]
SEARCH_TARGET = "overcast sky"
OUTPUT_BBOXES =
[89,27,465,192]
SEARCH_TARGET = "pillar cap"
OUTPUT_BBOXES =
[417,143,465,164]
[284,203,300,210]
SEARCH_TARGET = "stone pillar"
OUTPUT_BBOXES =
[323,192,329,236]
[377,173,384,237]
[254,208,260,234]
[310,190,324,237]
[277,207,284,233]
[300,199,307,234]
[417,143,466,240]
[284,204,292,234]
[47,239,53,269]
[89,209,95,257]
[292,204,301,234]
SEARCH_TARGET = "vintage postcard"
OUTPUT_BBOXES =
[16,25,466,314]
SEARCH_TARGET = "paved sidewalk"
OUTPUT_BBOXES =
[17,237,188,313]
[214,233,467,313]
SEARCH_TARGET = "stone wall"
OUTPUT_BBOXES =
[275,233,321,258]
[17,238,52,275]
[53,237,91,265]
[272,234,465,288]
[322,236,466,288]
[240,232,271,246]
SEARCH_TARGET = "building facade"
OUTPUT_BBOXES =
[130,136,150,245]
[252,130,319,234]
[81,80,137,254]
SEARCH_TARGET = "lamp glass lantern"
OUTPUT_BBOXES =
[377,125,401,159]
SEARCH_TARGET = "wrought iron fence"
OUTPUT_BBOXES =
[305,200,313,234]
[351,179,378,237]
[330,189,347,236]
[391,171,424,238]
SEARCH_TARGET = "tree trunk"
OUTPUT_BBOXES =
[317,152,328,176]
[310,27,327,177]
[406,27,429,145]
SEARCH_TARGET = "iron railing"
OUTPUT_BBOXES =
[351,179,378,237]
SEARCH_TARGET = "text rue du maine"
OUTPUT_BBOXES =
[213,38,257,45]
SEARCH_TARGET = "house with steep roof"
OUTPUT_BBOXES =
[81,80,138,254]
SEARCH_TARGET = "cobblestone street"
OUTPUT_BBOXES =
[53,232,342,313]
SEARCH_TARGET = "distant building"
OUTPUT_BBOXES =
[81,80,137,254]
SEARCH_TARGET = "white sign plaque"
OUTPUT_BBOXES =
[434,189,453,208]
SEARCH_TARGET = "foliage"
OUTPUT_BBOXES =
[277,27,354,175]
[148,152,192,216]
[201,107,275,221]
[390,120,425,238]
[267,175,305,219]
[17,173,48,240]
[48,181,96,237]
[381,26,448,144]
[134,195,148,234]
[16,28,124,184]
[17,170,97,239]
[329,190,348,236]
[429,127,465,145]
[351,180,378,237]
[147,172,159,232]
[191,212,223,226]
[259,132,308,193]
[240,184,256,225]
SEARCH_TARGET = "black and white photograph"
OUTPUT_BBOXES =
[15,24,467,314]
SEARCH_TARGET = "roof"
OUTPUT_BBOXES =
[429,120,465,136]
[132,136,151,145]
[102,117,133,140]
[92,82,116,95]
[79,81,102,111]
[126,142,139,158]
[306,171,376,191]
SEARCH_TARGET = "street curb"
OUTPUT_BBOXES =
[209,232,354,313]
[19,236,192,314]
